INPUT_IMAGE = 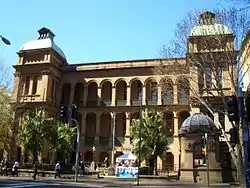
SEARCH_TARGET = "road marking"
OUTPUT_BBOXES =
[0,182,53,188]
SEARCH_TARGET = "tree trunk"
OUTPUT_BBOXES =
[235,143,246,187]
[154,154,158,176]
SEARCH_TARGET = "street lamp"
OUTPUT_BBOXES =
[137,91,142,186]
[0,35,11,45]
[111,112,116,165]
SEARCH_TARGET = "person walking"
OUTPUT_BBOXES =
[32,162,38,180]
[54,161,61,179]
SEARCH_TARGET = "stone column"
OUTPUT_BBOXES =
[142,85,146,105]
[157,85,162,105]
[173,84,178,104]
[40,70,49,101]
[28,77,33,95]
[173,112,179,137]
[69,83,75,105]
[126,86,131,106]
[97,86,102,106]
[83,86,88,106]
[125,112,131,145]
[111,86,116,106]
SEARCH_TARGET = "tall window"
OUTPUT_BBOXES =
[152,90,157,101]
[216,67,222,87]
[205,67,212,89]
[32,77,38,95]
[24,77,30,95]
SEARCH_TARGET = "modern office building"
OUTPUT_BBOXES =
[11,11,236,179]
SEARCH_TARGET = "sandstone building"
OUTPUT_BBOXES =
[12,11,236,181]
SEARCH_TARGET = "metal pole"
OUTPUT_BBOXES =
[137,93,142,186]
[111,112,116,165]
[238,92,250,186]
[205,133,210,187]
[72,119,80,182]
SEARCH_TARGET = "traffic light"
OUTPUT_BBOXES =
[59,105,68,122]
[202,147,206,157]
[229,127,238,146]
[245,93,250,122]
[227,96,239,122]
[71,104,78,119]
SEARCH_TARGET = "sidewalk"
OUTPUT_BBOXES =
[0,175,237,187]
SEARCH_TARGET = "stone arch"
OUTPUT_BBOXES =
[130,79,143,106]
[145,77,158,105]
[87,79,99,86]
[144,77,158,85]
[176,77,190,105]
[60,83,71,105]
[100,80,112,106]
[114,78,128,86]
[100,79,113,87]
[85,113,96,146]
[164,111,174,136]
[129,77,143,86]
[73,82,84,106]
[160,78,174,105]
[87,81,98,107]
[116,112,126,137]
[115,79,127,106]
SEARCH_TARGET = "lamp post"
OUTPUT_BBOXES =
[72,118,80,182]
[0,35,11,45]
[137,92,142,186]
[111,112,116,165]
[92,146,96,169]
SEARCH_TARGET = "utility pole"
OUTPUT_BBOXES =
[111,112,116,165]
[205,133,210,187]
[67,104,80,183]
[137,92,142,186]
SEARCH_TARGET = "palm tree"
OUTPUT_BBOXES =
[49,121,76,162]
[131,109,168,175]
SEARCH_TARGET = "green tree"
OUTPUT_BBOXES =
[49,121,76,162]
[20,109,51,162]
[131,109,168,175]
[0,87,13,151]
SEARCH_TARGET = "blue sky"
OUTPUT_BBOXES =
[1,0,232,72]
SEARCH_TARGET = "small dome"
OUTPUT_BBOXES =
[19,27,66,60]
[179,113,215,135]
[190,24,232,36]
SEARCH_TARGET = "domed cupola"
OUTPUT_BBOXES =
[19,27,67,61]
[179,113,215,135]
[189,11,232,36]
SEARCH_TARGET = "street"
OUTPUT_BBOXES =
[0,177,236,188]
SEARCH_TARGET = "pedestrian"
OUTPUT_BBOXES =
[4,159,9,176]
[54,161,61,179]
[80,161,85,175]
[32,162,38,180]
[12,161,19,177]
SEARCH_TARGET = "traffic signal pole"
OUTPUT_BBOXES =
[205,133,210,187]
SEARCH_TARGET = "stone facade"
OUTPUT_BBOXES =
[11,12,237,182]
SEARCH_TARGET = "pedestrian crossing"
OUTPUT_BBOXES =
[0,182,54,188]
